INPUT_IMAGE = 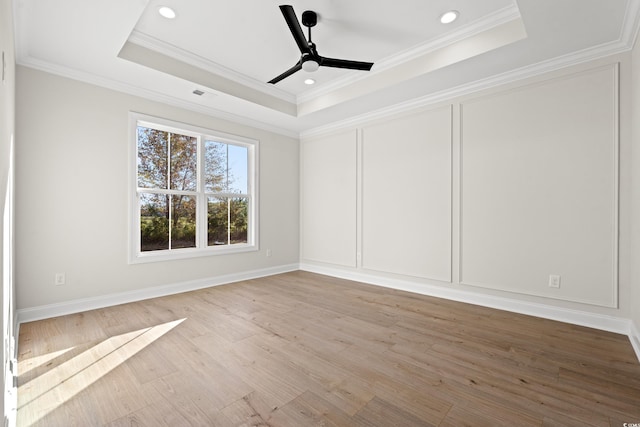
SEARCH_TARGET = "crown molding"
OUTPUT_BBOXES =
[297,0,640,111]
[14,0,640,141]
[16,55,299,139]
[297,3,522,105]
[300,35,633,140]
[128,4,523,108]
[621,0,640,47]
[127,30,296,104]
[374,3,522,72]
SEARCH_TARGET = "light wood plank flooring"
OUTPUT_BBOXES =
[17,271,640,426]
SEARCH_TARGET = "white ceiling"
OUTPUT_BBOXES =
[132,0,515,94]
[13,0,640,136]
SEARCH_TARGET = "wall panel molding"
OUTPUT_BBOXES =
[458,63,619,307]
[300,130,358,267]
[360,106,452,281]
[300,58,626,323]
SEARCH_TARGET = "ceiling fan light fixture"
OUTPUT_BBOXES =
[440,10,459,24]
[158,6,176,19]
[301,56,320,72]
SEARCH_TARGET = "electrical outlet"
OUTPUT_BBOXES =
[548,274,561,288]
[55,273,66,286]
[266,249,272,257]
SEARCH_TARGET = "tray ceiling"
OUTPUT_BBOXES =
[14,0,639,135]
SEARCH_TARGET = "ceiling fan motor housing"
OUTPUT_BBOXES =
[301,10,317,28]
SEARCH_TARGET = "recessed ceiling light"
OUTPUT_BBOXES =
[440,10,459,24]
[158,6,176,19]
[304,78,315,85]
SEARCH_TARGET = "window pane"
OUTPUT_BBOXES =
[170,133,197,191]
[207,197,248,246]
[170,195,196,249]
[140,193,169,251]
[204,140,226,193]
[208,197,228,246]
[229,197,248,244]
[205,141,248,194]
[132,115,257,261]
[228,145,248,194]
[137,127,168,189]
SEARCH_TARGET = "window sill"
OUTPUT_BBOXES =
[128,244,258,264]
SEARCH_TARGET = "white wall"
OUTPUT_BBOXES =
[301,56,634,325]
[460,65,618,307]
[631,30,640,350]
[361,107,452,281]
[15,67,299,312]
[1,0,17,421]
[301,130,357,267]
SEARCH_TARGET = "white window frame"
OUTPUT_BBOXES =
[129,112,259,264]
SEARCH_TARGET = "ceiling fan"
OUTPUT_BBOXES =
[268,5,374,84]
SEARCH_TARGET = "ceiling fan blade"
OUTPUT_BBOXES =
[268,62,303,84]
[320,57,374,71]
[279,5,311,54]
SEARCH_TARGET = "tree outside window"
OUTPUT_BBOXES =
[131,114,257,262]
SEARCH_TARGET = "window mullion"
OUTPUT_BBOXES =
[227,197,231,245]
[132,114,257,263]
[167,132,172,250]
[168,195,172,250]
[137,188,197,196]
[198,135,207,249]
[167,132,172,191]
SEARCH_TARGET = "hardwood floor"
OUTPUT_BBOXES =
[17,271,640,426]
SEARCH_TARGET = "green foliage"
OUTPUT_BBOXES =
[140,217,169,251]
[229,198,248,242]
[208,198,248,245]
[137,125,249,252]
[139,194,197,251]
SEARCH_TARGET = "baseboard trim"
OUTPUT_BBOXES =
[300,263,632,336]
[630,320,640,363]
[17,263,299,324]
[16,263,640,364]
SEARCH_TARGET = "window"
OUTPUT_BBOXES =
[130,113,258,262]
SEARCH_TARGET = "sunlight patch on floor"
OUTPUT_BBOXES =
[18,346,77,383]
[17,318,185,426]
